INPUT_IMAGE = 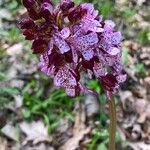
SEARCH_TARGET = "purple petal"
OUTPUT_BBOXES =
[48,39,53,55]
[75,32,98,47]
[82,18,103,32]
[73,27,85,38]
[99,33,112,50]
[81,3,94,14]
[53,34,70,54]
[60,27,70,39]
[111,32,122,45]
[92,10,99,18]
[82,48,94,61]
[107,47,120,55]
[81,13,103,33]
[54,66,77,88]
[47,65,55,76]
[93,62,106,77]
[65,88,76,97]
[104,20,116,28]
[71,46,78,63]
[104,55,115,66]
[41,66,48,74]
[116,74,127,83]
[113,62,123,73]
[96,49,105,63]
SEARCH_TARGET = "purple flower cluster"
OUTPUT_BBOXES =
[19,0,126,99]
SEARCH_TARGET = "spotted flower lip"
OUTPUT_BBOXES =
[19,0,126,98]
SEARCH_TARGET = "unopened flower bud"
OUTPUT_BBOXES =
[32,39,48,53]
[19,18,35,29]
[40,2,53,19]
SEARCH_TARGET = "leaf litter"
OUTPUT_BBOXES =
[59,102,91,150]
[19,120,52,145]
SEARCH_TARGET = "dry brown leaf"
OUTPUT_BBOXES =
[119,91,133,110]
[119,91,136,113]
[0,137,7,150]
[117,126,126,141]
[13,95,23,109]
[19,121,52,145]
[135,99,150,123]
[22,143,54,150]
[135,99,147,115]
[137,112,148,124]
[131,124,142,141]
[144,77,150,90]
[6,43,23,56]
[56,118,71,133]
[128,142,150,150]
[136,0,146,6]
[59,103,91,150]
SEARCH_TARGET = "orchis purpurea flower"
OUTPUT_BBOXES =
[19,0,126,99]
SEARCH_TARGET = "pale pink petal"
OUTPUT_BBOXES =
[81,3,94,14]
[60,27,70,39]
[41,66,48,74]
[48,39,53,55]
[116,74,127,83]
[107,47,120,55]
[92,10,99,18]
[104,20,116,28]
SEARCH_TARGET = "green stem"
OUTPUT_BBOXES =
[108,99,117,150]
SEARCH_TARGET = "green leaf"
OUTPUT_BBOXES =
[97,143,107,150]
[137,29,150,45]
[0,87,19,95]
[22,109,31,119]
[134,63,147,77]
[99,112,108,127]
[87,79,101,93]
[100,1,112,18]
[122,47,129,65]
